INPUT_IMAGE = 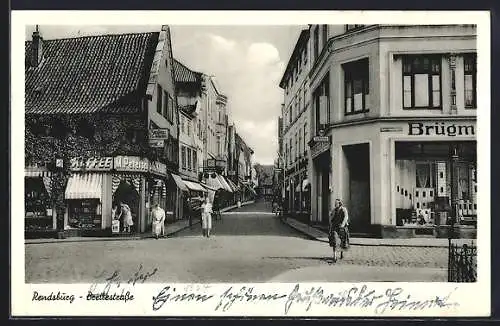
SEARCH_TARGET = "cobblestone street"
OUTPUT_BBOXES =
[25,201,448,283]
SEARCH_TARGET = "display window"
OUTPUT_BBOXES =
[394,141,476,227]
[25,178,52,230]
[68,199,102,229]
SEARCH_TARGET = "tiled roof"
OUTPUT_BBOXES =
[173,59,202,83]
[25,32,159,114]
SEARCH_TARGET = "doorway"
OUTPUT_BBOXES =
[113,181,140,233]
[315,151,331,225]
[343,143,371,233]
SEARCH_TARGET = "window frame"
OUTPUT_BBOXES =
[157,85,163,115]
[464,53,477,109]
[343,58,370,115]
[402,55,443,110]
[313,73,330,134]
[181,146,186,170]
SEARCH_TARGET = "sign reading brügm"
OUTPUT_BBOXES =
[114,156,149,172]
[408,122,475,137]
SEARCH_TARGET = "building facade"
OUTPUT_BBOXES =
[25,26,180,236]
[308,24,477,238]
[279,29,312,218]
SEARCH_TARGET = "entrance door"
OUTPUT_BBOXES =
[343,144,371,233]
[318,152,331,225]
[113,181,140,233]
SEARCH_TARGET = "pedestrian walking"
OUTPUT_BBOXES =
[328,198,350,262]
[118,202,133,233]
[201,196,213,237]
[151,201,166,239]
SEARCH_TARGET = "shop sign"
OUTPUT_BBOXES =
[408,122,476,137]
[149,129,169,140]
[149,139,165,148]
[70,157,113,171]
[205,159,216,167]
[311,141,330,159]
[114,156,149,173]
[313,136,329,142]
[149,160,167,177]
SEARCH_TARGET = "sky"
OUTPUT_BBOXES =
[25,25,307,165]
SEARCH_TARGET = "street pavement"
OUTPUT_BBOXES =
[25,200,448,283]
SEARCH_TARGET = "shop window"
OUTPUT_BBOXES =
[343,58,369,115]
[68,199,100,229]
[402,55,442,109]
[416,162,435,188]
[464,53,477,108]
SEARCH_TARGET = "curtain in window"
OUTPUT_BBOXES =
[414,74,429,107]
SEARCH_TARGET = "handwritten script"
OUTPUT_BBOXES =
[151,284,459,315]
[87,264,158,303]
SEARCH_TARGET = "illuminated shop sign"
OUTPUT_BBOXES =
[408,122,475,137]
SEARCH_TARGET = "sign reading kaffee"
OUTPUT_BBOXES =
[114,156,149,172]
[70,157,113,171]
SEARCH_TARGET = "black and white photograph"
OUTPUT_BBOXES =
[11,11,490,317]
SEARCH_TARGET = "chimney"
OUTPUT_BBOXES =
[31,25,43,67]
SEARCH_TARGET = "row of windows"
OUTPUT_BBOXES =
[180,114,203,140]
[283,122,308,167]
[156,85,175,123]
[284,85,309,130]
[313,53,477,133]
[284,44,308,95]
[181,145,198,172]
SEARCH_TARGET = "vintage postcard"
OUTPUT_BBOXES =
[11,10,491,317]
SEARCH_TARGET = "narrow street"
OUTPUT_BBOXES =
[25,201,448,283]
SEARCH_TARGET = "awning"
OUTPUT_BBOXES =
[65,173,103,200]
[302,179,310,191]
[205,174,224,190]
[171,173,189,192]
[25,169,52,178]
[25,168,52,195]
[183,180,207,193]
[218,175,233,193]
[226,178,239,192]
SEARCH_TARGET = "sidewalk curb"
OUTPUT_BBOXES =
[280,217,452,248]
[25,201,256,245]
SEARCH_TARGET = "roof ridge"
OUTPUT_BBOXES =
[25,31,159,43]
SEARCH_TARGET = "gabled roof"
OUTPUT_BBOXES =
[25,32,159,114]
[279,29,309,89]
[173,59,202,83]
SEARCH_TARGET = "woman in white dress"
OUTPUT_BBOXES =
[118,202,134,233]
[201,196,213,237]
